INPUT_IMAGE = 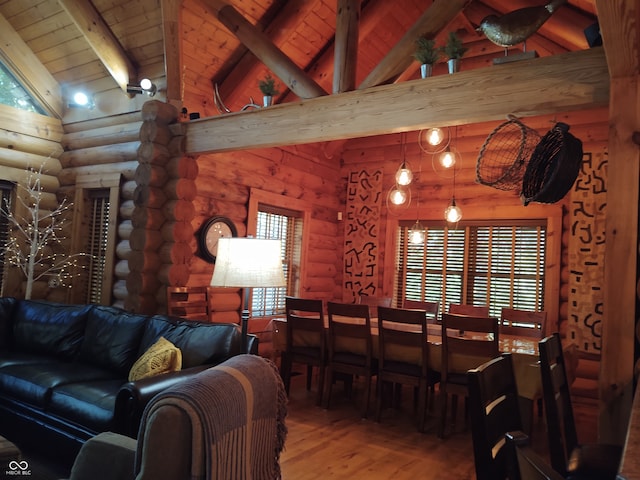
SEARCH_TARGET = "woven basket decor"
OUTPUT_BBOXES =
[476,116,541,191]
[521,122,583,206]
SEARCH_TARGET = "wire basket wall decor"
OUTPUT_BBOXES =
[521,122,583,206]
[476,116,541,191]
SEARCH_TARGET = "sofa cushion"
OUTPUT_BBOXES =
[142,316,242,369]
[12,300,92,360]
[128,337,182,381]
[0,297,17,350]
[0,361,119,408]
[48,379,124,432]
[79,307,148,376]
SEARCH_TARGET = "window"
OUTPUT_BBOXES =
[396,220,547,318]
[84,190,111,304]
[0,181,13,296]
[0,61,46,114]
[71,174,120,305]
[252,206,303,317]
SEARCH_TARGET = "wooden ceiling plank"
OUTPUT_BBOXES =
[58,0,138,93]
[0,12,63,118]
[199,0,328,99]
[358,0,472,89]
[595,0,639,78]
[186,47,608,154]
[333,0,360,93]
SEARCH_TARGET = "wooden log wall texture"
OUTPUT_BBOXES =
[0,105,65,300]
[59,112,141,309]
[126,100,184,314]
[193,142,343,311]
[340,107,610,336]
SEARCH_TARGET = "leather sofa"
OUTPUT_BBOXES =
[0,297,255,464]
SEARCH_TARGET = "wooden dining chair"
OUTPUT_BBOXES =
[375,306,440,432]
[403,299,439,324]
[326,301,377,418]
[438,312,499,438]
[500,308,547,339]
[538,333,622,479]
[448,303,490,317]
[468,354,523,480]
[281,296,326,406]
[358,295,392,316]
[505,431,566,480]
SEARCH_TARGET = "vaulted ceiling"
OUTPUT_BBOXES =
[0,0,602,123]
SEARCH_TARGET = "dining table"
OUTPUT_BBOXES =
[271,315,578,434]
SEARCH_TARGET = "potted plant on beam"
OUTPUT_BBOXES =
[442,31,469,74]
[258,73,279,107]
[413,37,440,78]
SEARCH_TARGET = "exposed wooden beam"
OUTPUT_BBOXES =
[58,0,137,94]
[596,0,639,445]
[199,0,327,99]
[186,48,608,154]
[358,0,472,89]
[0,13,63,118]
[333,0,361,93]
[162,0,183,105]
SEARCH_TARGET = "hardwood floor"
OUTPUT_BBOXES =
[279,365,599,480]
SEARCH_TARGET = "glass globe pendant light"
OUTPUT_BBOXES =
[409,219,425,244]
[444,197,462,223]
[395,132,413,186]
[389,186,408,206]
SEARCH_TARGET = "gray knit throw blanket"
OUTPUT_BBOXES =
[136,354,288,480]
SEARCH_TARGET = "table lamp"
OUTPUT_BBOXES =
[210,237,285,353]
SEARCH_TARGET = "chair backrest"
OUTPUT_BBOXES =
[468,354,523,480]
[358,295,392,316]
[327,302,373,362]
[539,333,577,476]
[377,306,428,372]
[505,431,565,480]
[500,308,547,339]
[285,296,325,351]
[403,299,439,324]
[448,303,490,317]
[441,313,500,381]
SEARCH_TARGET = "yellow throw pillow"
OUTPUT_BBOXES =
[128,337,182,381]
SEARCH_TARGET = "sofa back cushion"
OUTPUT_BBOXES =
[12,300,92,359]
[141,316,242,369]
[79,306,148,375]
[0,297,18,350]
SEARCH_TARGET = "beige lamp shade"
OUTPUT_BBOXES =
[210,237,286,288]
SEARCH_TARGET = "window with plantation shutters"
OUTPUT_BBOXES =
[0,181,13,296]
[252,206,302,317]
[396,220,546,318]
[85,189,110,304]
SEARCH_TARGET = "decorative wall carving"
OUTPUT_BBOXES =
[343,169,383,303]
[568,151,607,352]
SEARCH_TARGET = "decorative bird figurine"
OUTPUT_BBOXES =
[477,0,568,51]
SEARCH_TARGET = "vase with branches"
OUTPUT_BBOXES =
[258,74,279,107]
[0,165,87,299]
[414,37,440,78]
[442,31,468,73]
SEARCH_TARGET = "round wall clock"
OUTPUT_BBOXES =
[198,216,237,263]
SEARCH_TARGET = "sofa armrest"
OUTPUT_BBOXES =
[113,365,211,437]
[68,432,137,480]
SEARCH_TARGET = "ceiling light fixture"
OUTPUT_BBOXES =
[67,91,95,109]
[126,78,157,96]
[419,126,451,154]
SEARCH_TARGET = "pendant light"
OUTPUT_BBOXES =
[419,126,450,154]
[438,126,460,169]
[395,132,413,186]
[410,150,425,244]
[444,161,462,225]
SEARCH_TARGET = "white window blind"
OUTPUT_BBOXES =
[397,220,546,318]
[253,206,302,316]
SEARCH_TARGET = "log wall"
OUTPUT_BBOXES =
[340,107,610,338]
